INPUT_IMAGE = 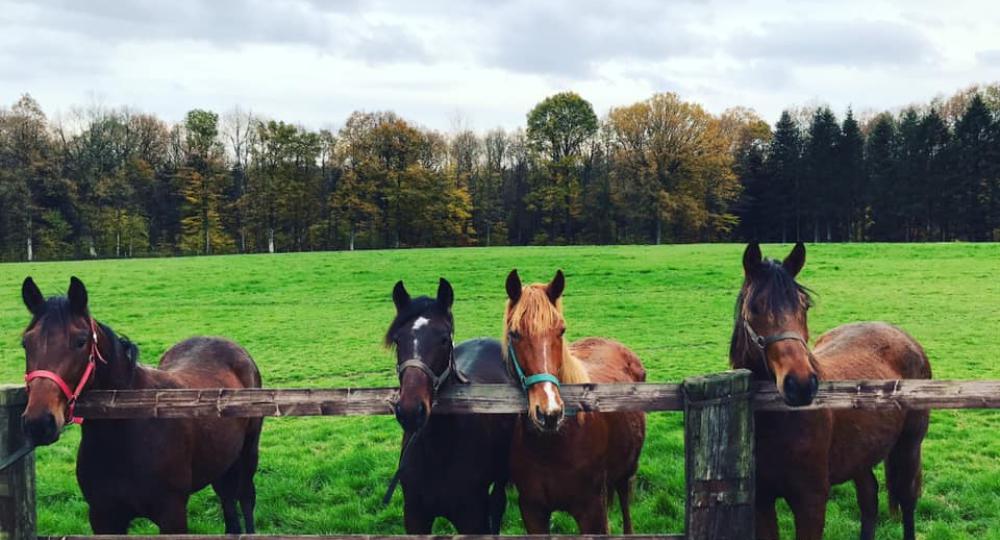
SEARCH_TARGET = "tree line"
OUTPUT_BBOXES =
[1,85,998,261]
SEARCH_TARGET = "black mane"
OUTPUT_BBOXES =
[729,258,814,373]
[384,296,453,348]
[27,296,139,370]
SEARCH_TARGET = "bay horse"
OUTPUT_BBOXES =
[20,276,263,534]
[731,243,931,540]
[386,278,514,533]
[503,269,646,534]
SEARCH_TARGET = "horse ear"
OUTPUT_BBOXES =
[22,277,45,316]
[437,278,454,310]
[68,276,89,316]
[392,281,411,312]
[505,269,522,304]
[783,242,806,278]
[743,242,762,275]
[546,269,565,304]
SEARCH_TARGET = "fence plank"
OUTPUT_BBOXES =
[68,379,1000,418]
[753,379,1000,411]
[40,535,686,540]
[683,370,754,540]
[72,383,686,418]
[0,385,35,540]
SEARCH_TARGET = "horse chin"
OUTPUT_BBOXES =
[528,413,565,434]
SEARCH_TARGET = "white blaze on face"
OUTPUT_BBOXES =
[540,381,560,415]
[411,317,430,360]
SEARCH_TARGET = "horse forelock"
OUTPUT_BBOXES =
[503,284,590,384]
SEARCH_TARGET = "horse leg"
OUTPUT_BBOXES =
[449,497,492,534]
[886,411,928,540]
[487,479,508,534]
[570,494,610,534]
[403,499,434,534]
[212,461,244,534]
[238,420,263,534]
[615,477,635,534]
[853,469,878,540]
[88,505,132,534]
[151,494,189,534]
[787,489,829,540]
[754,494,780,540]
[518,499,552,534]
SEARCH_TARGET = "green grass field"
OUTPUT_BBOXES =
[1,244,998,539]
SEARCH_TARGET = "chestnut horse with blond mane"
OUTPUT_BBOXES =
[503,269,646,534]
[732,243,931,540]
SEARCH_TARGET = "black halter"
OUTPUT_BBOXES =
[395,341,469,393]
[742,319,810,377]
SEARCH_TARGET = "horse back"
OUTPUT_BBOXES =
[158,336,262,389]
[455,337,512,384]
[813,322,931,380]
[570,337,647,383]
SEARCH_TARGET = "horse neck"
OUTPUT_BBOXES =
[559,343,590,384]
[90,325,137,391]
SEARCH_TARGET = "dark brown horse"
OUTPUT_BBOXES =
[503,269,646,534]
[731,243,931,540]
[20,277,263,534]
[387,278,514,533]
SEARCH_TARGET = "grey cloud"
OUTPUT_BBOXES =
[728,20,937,67]
[19,0,335,48]
[976,49,1000,66]
[483,1,708,77]
[348,24,431,65]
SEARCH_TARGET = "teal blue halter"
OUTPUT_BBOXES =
[507,339,561,391]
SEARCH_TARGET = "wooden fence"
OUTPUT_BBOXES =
[3,373,999,540]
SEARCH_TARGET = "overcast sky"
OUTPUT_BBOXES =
[2,0,998,132]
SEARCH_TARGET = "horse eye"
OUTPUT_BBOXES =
[509,331,521,341]
[21,338,27,349]
[75,337,88,349]
[559,328,566,337]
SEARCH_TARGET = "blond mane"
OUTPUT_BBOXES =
[502,284,590,384]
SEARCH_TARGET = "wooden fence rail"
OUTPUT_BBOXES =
[59,379,1000,419]
[3,374,1000,540]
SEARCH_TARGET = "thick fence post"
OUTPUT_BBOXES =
[0,385,35,540]
[683,369,754,540]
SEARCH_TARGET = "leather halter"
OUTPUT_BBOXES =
[24,317,107,425]
[742,318,809,377]
[507,336,561,391]
[395,339,467,395]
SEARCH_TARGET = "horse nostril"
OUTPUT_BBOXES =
[535,405,542,419]
[784,376,799,396]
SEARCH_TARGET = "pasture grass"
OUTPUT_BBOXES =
[1,243,998,539]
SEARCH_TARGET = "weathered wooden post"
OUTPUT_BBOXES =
[0,385,35,540]
[683,369,754,540]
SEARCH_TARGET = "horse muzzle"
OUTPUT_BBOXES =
[781,373,819,407]
[394,399,429,433]
[531,406,565,432]
[22,410,61,446]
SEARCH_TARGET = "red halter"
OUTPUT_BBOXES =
[24,317,107,425]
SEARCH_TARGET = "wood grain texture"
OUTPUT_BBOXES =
[683,370,754,540]
[67,379,1000,418]
[0,386,35,540]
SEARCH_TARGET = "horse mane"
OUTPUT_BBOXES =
[384,296,452,349]
[502,284,590,384]
[729,259,814,373]
[26,296,139,372]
